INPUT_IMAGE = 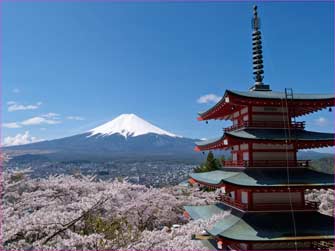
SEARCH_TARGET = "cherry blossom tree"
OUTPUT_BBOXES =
[2,169,333,250]
[2,169,216,250]
[128,212,230,250]
[305,188,334,216]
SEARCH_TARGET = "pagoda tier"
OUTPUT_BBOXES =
[198,90,335,121]
[188,168,334,212]
[195,129,334,168]
[184,204,334,250]
[195,129,334,151]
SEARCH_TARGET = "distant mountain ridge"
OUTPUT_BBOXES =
[5,114,200,162]
[4,114,332,163]
[297,150,333,160]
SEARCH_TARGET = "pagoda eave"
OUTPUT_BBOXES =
[184,205,334,245]
[197,96,238,121]
[195,129,334,151]
[192,180,334,190]
[198,90,335,121]
[189,169,334,189]
[207,211,334,243]
[195,138,334,152]
[194,137,228,152]
[217,235,335,243]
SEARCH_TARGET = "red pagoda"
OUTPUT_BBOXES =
[184,6,335,251]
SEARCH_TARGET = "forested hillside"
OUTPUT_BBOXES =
[309,157,334,174]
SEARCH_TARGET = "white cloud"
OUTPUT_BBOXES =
[7,101,16,105]
[314,117,329,127]
[3,131,42,146]
[7,101,42,112]
[3,113,61,129]
[42,112,60,118]
[3,122,21,128]
[67,116,85,121]
[21,116,61,126]
[12,88,20,93]
[197,94,221,104]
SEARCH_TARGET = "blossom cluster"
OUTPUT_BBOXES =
[305,188,334,216]
[2,170,217,250]
[2,169,333,250]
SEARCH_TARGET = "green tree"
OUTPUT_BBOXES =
[219,155,225,167]
[194,151,220,173]
[206,151,218,170]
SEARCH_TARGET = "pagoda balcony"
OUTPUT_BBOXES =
[222,160,310,168]
[224,121,305,132]
[216,194,248,210]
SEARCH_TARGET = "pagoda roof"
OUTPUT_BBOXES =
[196,137,227,147]
[200,240,217,250]
[190,170,237,186]
[195,129,334,151]
[227,128,334,141]
[183,203,230,220]
[198,90,335,121]
[183,205,334,241]
[189,168,334,187]
[207,211,334,242]
[228,90,335,100]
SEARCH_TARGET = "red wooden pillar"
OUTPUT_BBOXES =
[248,104,252,123]
[238,106,243,125]
[236,189,241,203]
[248,142,253,167]
[248,190,253,210]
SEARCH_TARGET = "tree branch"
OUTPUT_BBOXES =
[42,197,109,245]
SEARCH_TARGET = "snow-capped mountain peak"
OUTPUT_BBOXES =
[88,113,178,138]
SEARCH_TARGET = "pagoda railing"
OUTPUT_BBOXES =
[255,201,319,211]
[224,121,305,132]
[216,196,319,211]
[223,160,310,167]
[216,194,248,210]
[223,160,248,167]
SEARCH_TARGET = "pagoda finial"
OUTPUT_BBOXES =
[252,5,260,30]
[250,5,271,91]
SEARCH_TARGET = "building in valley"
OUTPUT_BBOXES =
[184,5,335,251]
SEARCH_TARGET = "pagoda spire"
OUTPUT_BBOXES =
[250,5,271,91]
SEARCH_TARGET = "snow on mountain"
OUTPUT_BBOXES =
[88,114,178,138]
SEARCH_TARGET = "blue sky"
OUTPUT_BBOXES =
[2,1,334,152]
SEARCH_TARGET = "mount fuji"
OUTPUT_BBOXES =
[5,114,201,161]
[88,114,178,138]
